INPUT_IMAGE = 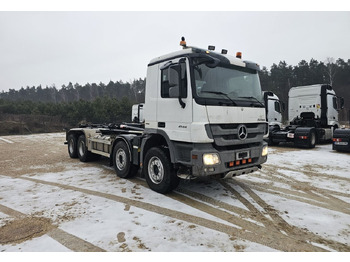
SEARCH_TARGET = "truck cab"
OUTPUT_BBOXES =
[288,84,343,129]
[142,41,268,179]
[263,91,284,129]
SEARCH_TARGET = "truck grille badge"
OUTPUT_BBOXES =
[238,125,248,140]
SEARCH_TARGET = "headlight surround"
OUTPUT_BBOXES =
[203,153,220,166]
[262,145,268,156]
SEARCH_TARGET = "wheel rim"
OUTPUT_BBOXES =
[79,140,85,156]
[116,148,127,170]
[148,156,164,184]
[68,139,74,154]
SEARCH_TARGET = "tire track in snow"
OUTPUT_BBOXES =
[221,180,350,252]
[256,166,350,215]
[0,137,14,144]
[7,174,328,251]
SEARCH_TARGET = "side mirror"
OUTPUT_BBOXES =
[205,57,220,68]
[169,86,179,98]
[168,63,186,108]
[168,65,181,98]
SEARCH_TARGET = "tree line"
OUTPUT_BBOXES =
[0,78,146,104]
[0,96,135,126]
[0,78,146,127]
[0,58,349,127]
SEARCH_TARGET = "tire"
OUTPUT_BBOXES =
[144,147,180,194]
[268,136,279,146]
[67,134,78,158]
[77,134,94,162]
[112,140,137,178]
[308,130,316,148]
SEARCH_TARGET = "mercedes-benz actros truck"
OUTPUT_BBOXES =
[65,37,268,194]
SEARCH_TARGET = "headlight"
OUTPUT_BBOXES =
[203,153,220,165]
[262,145,268,156]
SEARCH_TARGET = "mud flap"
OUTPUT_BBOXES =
[294,127,316,148]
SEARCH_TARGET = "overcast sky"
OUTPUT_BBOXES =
[1,9,350,92]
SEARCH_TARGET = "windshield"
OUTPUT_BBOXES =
[192,61,264,106]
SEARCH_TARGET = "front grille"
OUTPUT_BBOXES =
[207,123,266,146]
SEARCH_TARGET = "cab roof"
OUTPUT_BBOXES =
[148,46,260,71]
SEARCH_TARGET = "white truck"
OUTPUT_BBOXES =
[65,38,268,194]
[263,91,284,145]
[269,84,344,148]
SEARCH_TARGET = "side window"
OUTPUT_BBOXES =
[274,101,281,113]
[161,61,187,98]
[332,96,338,110]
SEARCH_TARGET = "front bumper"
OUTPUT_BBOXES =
[189,142,267,177]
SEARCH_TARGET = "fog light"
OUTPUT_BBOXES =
[203,153,220,165]
[262,145,268,156]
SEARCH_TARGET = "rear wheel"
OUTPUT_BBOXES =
[308,130,316,148]
[144,147,179,194]
[77,135,94,162]
[112,140,137,178]
[67,134,78,158]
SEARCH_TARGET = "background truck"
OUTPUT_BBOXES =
[268,84,344,148]
[263,91,284,145]
[263,91,284,129]
[65,37,268,194]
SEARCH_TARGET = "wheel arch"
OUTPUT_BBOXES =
[141,131,175,168]
[66,129,85,141]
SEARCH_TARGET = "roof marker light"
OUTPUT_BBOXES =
[208,45,215,51]
[221,49,228,54]
[180,36,187,48]
[236,52,242,59]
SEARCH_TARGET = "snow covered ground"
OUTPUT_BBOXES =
[0,133,349,252]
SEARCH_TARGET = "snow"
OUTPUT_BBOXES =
[0,133,350,253]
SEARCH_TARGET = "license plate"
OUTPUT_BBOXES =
[236,151,250,160]
[287,133,294,139]
[335,141,348,146]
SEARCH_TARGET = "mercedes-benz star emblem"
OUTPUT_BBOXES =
[237,125,248,140]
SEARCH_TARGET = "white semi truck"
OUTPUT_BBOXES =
[65,38,268,194]
[263,91,284,145]
[263,91,285,129]
[268,84,344,148]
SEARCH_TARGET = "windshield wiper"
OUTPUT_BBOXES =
[201,91,237,106]
[238,96,265,107]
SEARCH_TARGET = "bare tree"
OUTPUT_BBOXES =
[325,57,336,85]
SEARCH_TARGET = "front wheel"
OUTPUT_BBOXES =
[112,140,137,178]
[144,147,179,194]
